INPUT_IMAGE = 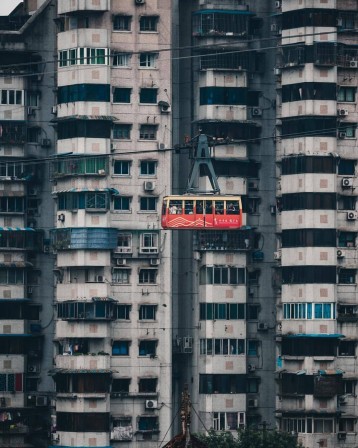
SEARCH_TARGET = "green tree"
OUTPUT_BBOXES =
[197,428,300,448]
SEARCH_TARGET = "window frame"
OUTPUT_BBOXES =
[112,340,130,356]
[138,268,157,284]
[139,16,159,32]
[113,87,132,104]
[139,197,157,212]
[113,196,132,212]
[112,52,132,68]
[139,305,157,321]
[113,15,132,31]
[113,124,132,140]
[112,268,131,284]
[139,52,158,69]
[113,160,131,176]
[139,125,157,140]
[140,160,157,176]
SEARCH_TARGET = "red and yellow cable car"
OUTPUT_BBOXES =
[161,195,245,230]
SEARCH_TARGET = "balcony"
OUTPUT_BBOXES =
[55,320,111,338]
[58,0,109,15]
[55,353,110,370]
[194,229,254,251]
[56,282,111,301]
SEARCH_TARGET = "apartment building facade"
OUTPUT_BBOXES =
[0,1,357,448]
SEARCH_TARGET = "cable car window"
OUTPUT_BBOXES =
[196,201,204,214]
[169,200,182,214]
[227,201,239,215]
[185,200,194,214]
[215,201,224,214]
[205,200,213,214]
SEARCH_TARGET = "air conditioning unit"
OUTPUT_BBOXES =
[350,60,358,68]
[338,109,349,116]
[258,322,269,331]
[58,213,65,222]
[183,336,193,353]
[248,180,259,191]
[27,107,35,116]
[338,432,347,440]
[117,258,126,266]
[150,258,160,266]
[251,108,262,117]
[43,245,50,253]
[248,398,258,408]
[41,138,51,147]
[274,250,282,260]
[28,188,38,196]
[158,101,170,113]
[274,68,281,76]
[337,250,345,258]
[98,169,106,175]
[338,132,346,139]
[144,181,155,191]
[248,364,256,372]
[135,0,145,4]
[158,142,166,151]
[27,364,39,373]
[36,396,47,406]
[275,1,281,8]
[51,106,57,115]
[271,24,278,32]
[51,434,60,443]
[193,251,201,261]
[342,177,353,188]
[339,395,347,404]
[95,275,104,282]
[145,399,158,409]
[347,211,358,220]
[27,286,33,295]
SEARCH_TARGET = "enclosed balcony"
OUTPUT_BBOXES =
[194,229,254,252]
[58,0,109,15]
[51,227,117,251]
[192,10,253,39]
[55,353,110,371]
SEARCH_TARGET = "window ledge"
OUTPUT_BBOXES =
[112,66,132,69]
[112,30,132,33]
[137,211,157,214]
[138,283,158,286]
[112,210,132,214]
[138,67,158,70]
[139,31,159,34]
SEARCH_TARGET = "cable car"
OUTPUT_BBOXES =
[161,134,246,230]
[161,195,244,230]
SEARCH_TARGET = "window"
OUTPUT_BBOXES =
[247,378,259,393]
[139,125,157,140]
[113,88,131,103]
[137,416,158,432]
[0,373,23,392]
[138,378,157,393]
[282,266,336,284]
[140,197,157,212]
[339,232,356,248]
[200,266,245,285]
[140,233,158,253]
[139,269,157,284]
[282,336,337,356]
[0,162,24,178]
[0,197,24,213]
[340,124,357,138]
[85,192,106,209]
[281,156,336,175]
[213,412,244,431]
[282,82,336,103]
[139,88,158,104]
[27,92,39,107]
[113,124,131,140]
[57,413,110,432]
[338,159,355,175]
[113,15,131,31]
[139,52,158,68]
[282,193,336,211]
[53,156,107,176]
[247,340,259,356]
[57,120,111,140]
[283,303,335,320]
[0,89,23,105]
[58,48,110,67]
[113,196,131,211]
[140,161,156,176]
[339,340,355,356]
[281,417,335,434]
[112,268,130,284]
[116,304,131,320]
[338,196,356,210]
[200,87,259,106]
[199,374,246,394]
[339,418,355,433]
[139,305,157,320]
[112,378,131,393]
[139,16,158,32]
[199,303,245,320]
[113,160,131,175]
[338,269,356,284]
[343,380,356,395]
[338,87,356,102]
[247,304,259,320]
[112,340,130,356]
[139,340,157,356]
[117,233,132,253]
[113,52,131,67]
[27,127,40,143]
[200,339,245,355]
[282,229,336,247]
[282,117,337,138]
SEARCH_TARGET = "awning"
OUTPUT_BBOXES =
[0,261,33,268]
[92,296,116,302]
[319,369,345,375]
[53,187,119,195]
[0,227,35,232]
[51,115,118,122]
[193,9,254,15]
[49,368,115,375]
[285,334,345,338]
[194,118,259,126]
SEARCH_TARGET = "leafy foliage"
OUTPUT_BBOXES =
[196,428,300,448]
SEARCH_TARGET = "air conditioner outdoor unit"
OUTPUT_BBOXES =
[248,364,256,372]
[135,0,145,4]
[258,322,269,331]
[117,259,126,266]
[248,398,258,408]
[51,106,57,115]
[274,68,281,76]
[338,432,347,440]
[350,60,358,68]
[27,107,35,116]
[58,213,65,222]
[251,108,262,117]
[158,100,170,113]
[36,396,47,406]
[274,250,281,260]
[248,180,259,191]
[347,211,358,220]
[271,24,277,32]
[338,109,349,116]
[43,245,50,253]
[51,434,60,443]
[27,286,33,295]
[28,188,38,196]
[144,181,155,191]
[342,177,354,188]
[337,250,345,258]
[338,132,346,139]
[98,169,106,175]
[27,364,39,373]
[158,142,166,151]
[150,258,160,266]
[95,275,104,282]
[145,399,158,409]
